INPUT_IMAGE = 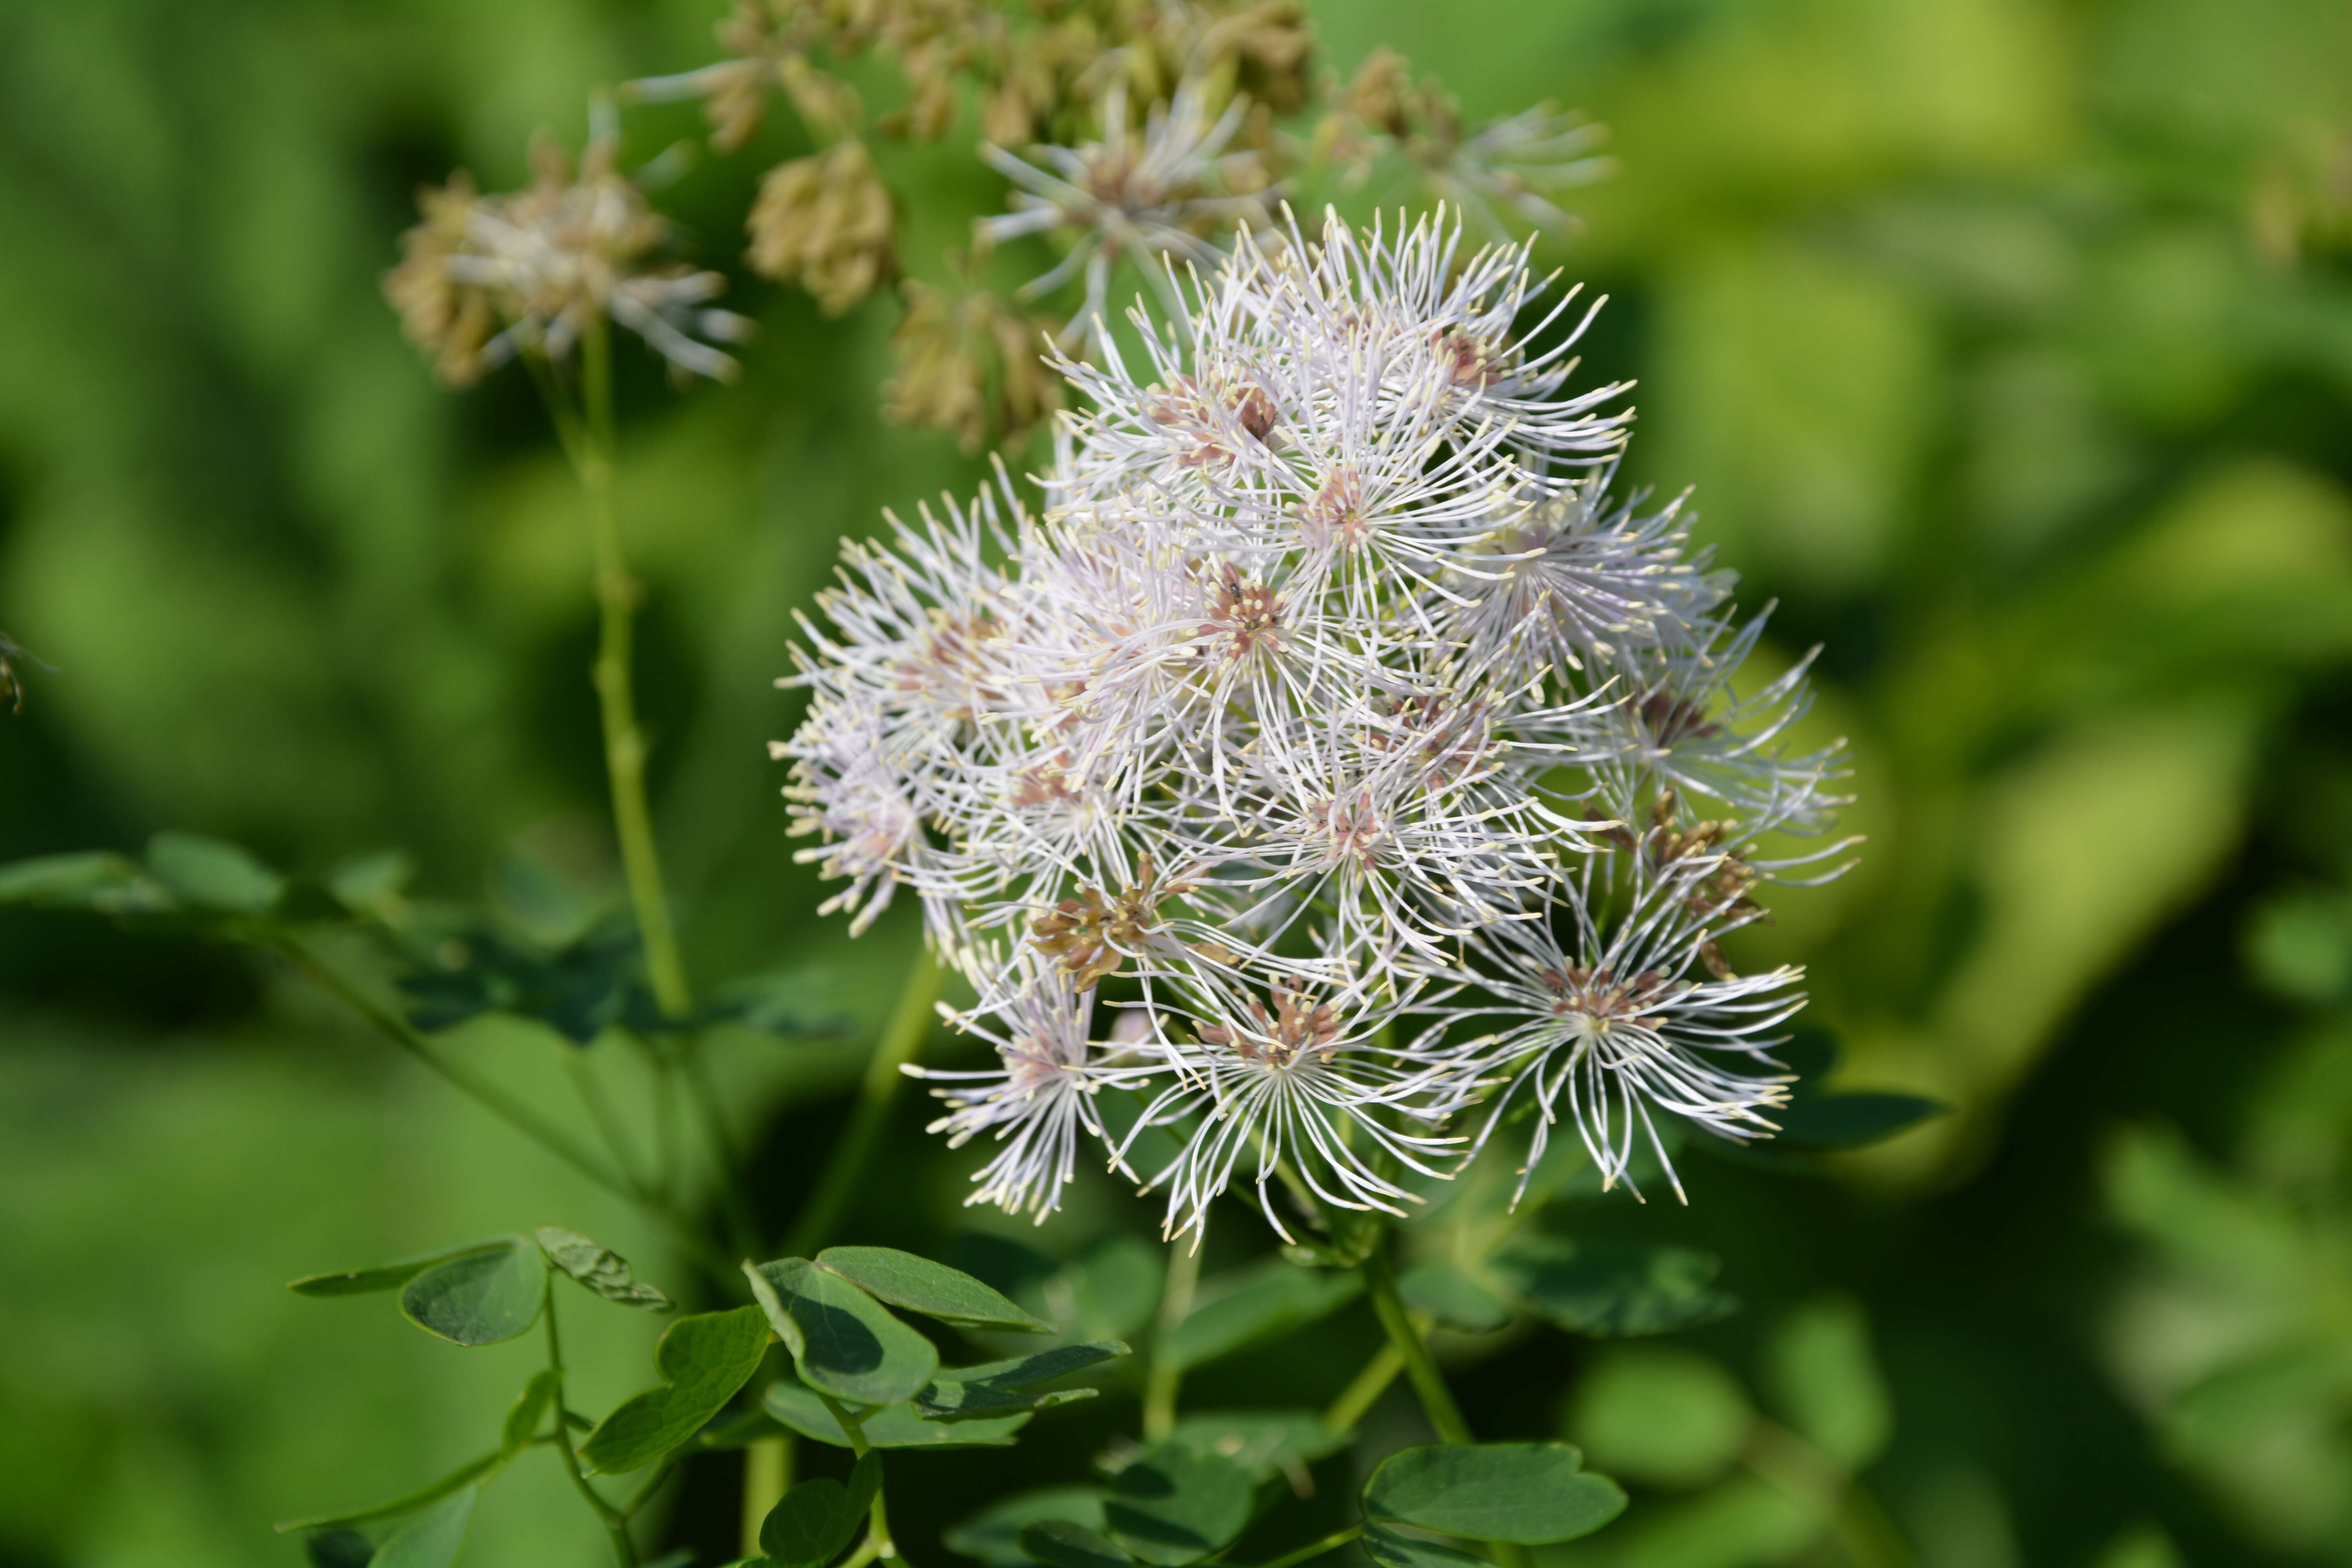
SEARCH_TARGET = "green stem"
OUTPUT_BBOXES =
[1321,1343,1404,1434]
[787,944,944,1256]
[1252,1526,1364,1568]
[1143,1237,1203,1441]
[1359,1242,1472,1446]
[816,1395,897,1563]
[739,1436,792,1557]
[545,1281,638,1567]
[572,319,692,1022]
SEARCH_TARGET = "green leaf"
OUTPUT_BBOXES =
[370,1488,475,1568]
[944,1488,1107,1566]
[535,1226,673,1312]
[289,1244,478,1298]
[761,1452,883,1567]
[0,851,174,915]
[1398,1261,1513,1333]
[1568,1347,1754,1489]
[1492,1239,1736,1337]
[578,1305,773,1474]
[1762,1295,1891,1468]
[1161,1411,1353,1483]
[1103,1441,1255,1566]
[762,1380,1031,1448]
[817,1246,1057,1333]
[1359,1526,1488,1568]
[399,1239,546,1347]
[1021,1522,1134,1568]
[1163,1259,1362,1371]
[748,1258,941,1406]
[504,1369,561,1456]
[145,831,285,915]
[916,1340,1129,1420]
[276,1452,503,1533]
[1364,1444,1626,1544]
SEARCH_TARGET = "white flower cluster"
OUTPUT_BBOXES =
[777,211,1851,1243]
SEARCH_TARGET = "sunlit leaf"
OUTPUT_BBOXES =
[398,1238,546,1347]
[916,1341,1128,1420]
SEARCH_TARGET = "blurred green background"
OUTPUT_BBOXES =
[5,0,2352,1564]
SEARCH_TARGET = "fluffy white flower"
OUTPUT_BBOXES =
[778,209,1853,1239]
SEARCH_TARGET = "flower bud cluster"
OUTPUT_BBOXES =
[778,210,1852,1241]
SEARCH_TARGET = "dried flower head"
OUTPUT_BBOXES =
[882,281,1065,453]
[785,208,1851,1243]
[747,138,897,314]
[385,132,754,387]
[980,76,1278,345]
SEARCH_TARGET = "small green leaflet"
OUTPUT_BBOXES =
[276,1451,503,1534]
[289,1241,488,1298]
[1102,1441,1254,1566]
[916,1341,1129,1421]
[747,1258,940,1406]
[369,1487,478,1568]
[816,1246,1057,1333]
[1363,1444,1626,1545]
[761,1452,883,1567]
[762,1381,1031,1449]
[579,1305,772,1474]
[400,1239,547,1347]
[504,1369,561,1456]
[535,1226,673,1311]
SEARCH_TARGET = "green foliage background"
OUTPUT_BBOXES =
[4,0,2352,1564]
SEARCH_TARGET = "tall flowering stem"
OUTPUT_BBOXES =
[577,318,694,1023]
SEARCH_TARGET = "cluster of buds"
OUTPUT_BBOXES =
[632,0,1604,449]
[778,210,1856,1242]
[385,132,755,387]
